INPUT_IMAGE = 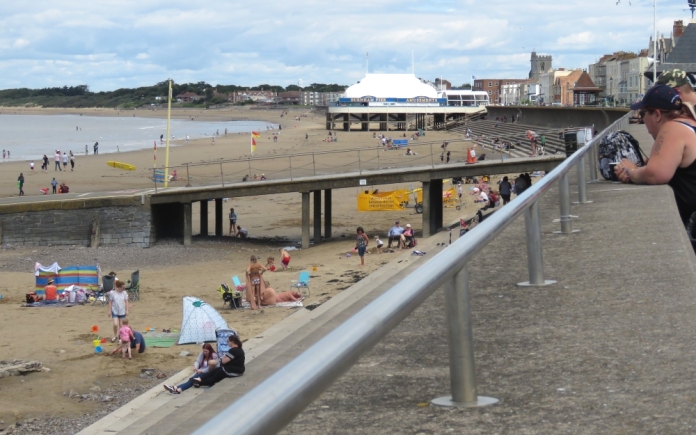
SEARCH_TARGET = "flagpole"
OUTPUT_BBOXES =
[164,80,172,188]
[153,140,157,193]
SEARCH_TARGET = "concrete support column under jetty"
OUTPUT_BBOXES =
[421,180,444,238]
[313,190,322,244]
[324,189,332,240]
[183,202,192,246]
[215,198,223,237]
[199,200,208,236]
[302,192,310,249]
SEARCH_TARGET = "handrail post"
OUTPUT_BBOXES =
[574,156,592,204]
[358,150,362,174]
[247,158,252,180]
[555,173,579,234]
[220,163,224,187]
[432,266,498,408]
[517,201,557,287]
[312,153,316,176]
[588,142,599,182]
[289,156,293,180]
[376,148,380,170]
[185,164,190,187]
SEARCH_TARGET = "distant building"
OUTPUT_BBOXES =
[472,79,528,104]
[300,91,344,106]
[229,90,277,103]
[434,78,452,91]
[529,51,553,80]
[175,92,200,102]
[647,21,696,86]
[277,91,301,104]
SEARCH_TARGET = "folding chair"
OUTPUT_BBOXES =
[125,270,140,302]
[93,275,114,306]
[290,271,311,298]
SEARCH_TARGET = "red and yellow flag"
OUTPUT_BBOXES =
[252,131,260,138]
[251,137,257,154]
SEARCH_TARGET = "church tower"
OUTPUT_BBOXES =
[529,51,552,79]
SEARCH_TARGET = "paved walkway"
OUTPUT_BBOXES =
[81,125,696,434]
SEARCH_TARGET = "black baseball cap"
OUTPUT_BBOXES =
[630,84,683,111]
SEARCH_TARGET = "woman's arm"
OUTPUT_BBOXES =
[194,352,203,370]
[618,123,687,184]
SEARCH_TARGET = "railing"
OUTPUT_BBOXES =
[149,134,535,191]
[192,114,630,435]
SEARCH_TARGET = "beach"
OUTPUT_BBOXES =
[0,105,499,432]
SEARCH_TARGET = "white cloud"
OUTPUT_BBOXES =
[0,0,690,91]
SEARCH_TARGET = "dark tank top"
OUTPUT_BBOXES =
[667,121,696,224]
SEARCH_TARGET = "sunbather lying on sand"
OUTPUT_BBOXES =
[260,288,303,306]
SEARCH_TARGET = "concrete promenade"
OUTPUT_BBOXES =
[81,124,696,434]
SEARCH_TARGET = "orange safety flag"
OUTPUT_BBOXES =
[251,137,257,154]
[252,131,260,138]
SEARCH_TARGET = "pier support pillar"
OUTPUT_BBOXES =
[215,198,223,236]
[343,114,350,131]
[324,189,332,240]
[380,114,387,131]
[302,192,310,249]
[313,190,322,244]
[183,202,192,246]
[421,179,443,237]
[200,200,208,236]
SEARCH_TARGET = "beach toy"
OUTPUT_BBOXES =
[312,267,317,271]
[95,346,102,353]
[91,325,99,333]
[93,339,101,348]
[150,327,155,332]
[346,253,351,257]
[100,338,107,343]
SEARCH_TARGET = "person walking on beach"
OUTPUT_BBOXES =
[17,173,24,196]
[54,151,62,171]
[2,150,5,159]
[30,161,34,171]
[42,155,48,172]
[51,178,57,194]
[85,144,88,155]
[70,152,75,171]
[185,135,189,144]
[94,142,99,154]
[62,152,68,170]
[228,208,237,236]
[355,227,369,267]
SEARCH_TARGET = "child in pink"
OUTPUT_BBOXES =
[119,319,135,359]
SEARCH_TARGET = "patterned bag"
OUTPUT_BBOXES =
[597,131,646,181]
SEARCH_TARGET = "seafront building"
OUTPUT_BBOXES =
[327,73,487,131]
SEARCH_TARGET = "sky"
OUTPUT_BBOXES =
[0,0,693,92]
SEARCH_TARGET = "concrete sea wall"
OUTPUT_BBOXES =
[0,197,154,248]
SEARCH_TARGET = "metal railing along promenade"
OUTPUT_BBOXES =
[193,114,631,435]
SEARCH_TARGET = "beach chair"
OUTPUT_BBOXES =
[125,270,140,302]
[93,275,114,306]
[290,271,311,298]
[232,276,244,291]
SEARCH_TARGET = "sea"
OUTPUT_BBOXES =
[0,114,273,161]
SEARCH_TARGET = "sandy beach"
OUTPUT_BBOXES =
[0,105,506,431]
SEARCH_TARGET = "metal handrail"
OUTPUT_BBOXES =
[193,114,631,435]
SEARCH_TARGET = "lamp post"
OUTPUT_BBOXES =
[653,0,657,83]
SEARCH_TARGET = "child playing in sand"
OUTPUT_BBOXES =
[374,235,384,254]
[279,248,291,270]
[118,319,135,359]
[266,257,276,272]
